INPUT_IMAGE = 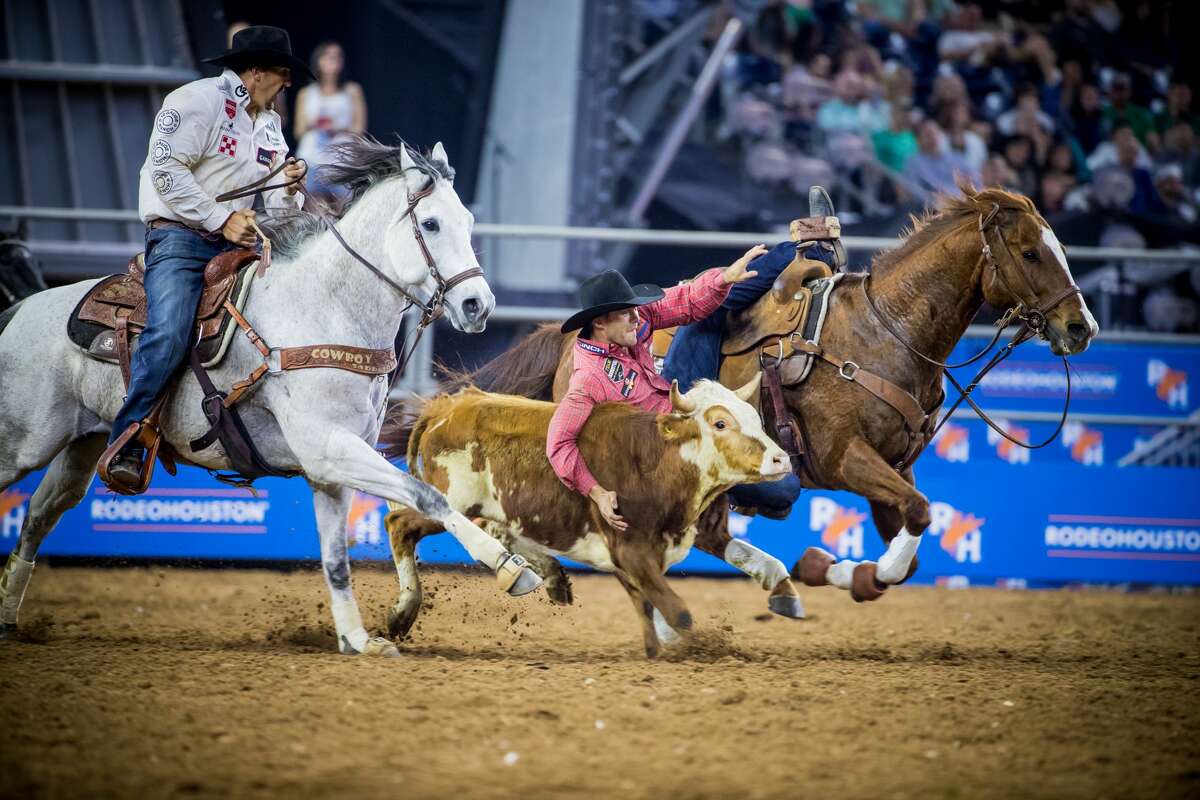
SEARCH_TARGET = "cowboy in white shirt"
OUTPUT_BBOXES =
[106,26,312,489]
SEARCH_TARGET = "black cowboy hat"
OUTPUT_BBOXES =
[561,269,664,333]
[203,26,315,81]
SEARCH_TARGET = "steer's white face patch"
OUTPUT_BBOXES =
[677,380,788,482]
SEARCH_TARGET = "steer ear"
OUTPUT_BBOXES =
[734,372,762,403]
[669,380,697,414]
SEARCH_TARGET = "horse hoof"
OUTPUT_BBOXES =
[792,547,836,587]
[850,562,887,603]
[768,593,806,619]
[341,635,402,658]
[507,567,543,597]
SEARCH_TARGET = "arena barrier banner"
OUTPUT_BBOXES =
[1,338,1197,587]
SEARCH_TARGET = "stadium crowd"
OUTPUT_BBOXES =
[704,0,1199,330]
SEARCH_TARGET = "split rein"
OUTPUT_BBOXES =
[861,206,1082,451]
[214,158,484,383]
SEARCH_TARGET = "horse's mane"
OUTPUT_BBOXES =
[259,134,454,258]
[871,180,1045,276]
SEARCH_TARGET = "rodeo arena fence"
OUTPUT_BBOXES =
[3,206,1199,590]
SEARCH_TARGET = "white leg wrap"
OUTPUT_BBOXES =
[825,559,859,590]
[652,608,682,646]
[724,539,789,591]
[876,529,921,584]
[0,554,35,626]
[443,511,507,570]
[332,599,368,652]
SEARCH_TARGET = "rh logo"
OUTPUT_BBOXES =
[987,419,1031,464]
[933,423,969,462]
[1,489,29,539]
[1147,360,1188,409]
[928,501,984,563]
[347,492,384,547]
[1062,421,1103,465]
[809,497,865,559]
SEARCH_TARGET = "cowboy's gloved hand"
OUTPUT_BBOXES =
[722,244,767,284]
[283,158,307,195]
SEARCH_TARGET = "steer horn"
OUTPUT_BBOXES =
[670,380,697,414]
[734,373,762,402]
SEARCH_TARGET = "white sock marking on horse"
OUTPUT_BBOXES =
[724,539,789,590]
[652,608,682,646]
[826,559,859,590]
[0,554,35,626]
[332,599,368,652]
[876,529,921,584]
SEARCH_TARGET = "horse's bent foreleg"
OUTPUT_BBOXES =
[312,485,399,657]
[294,428,541,596]
[384,505,441,639]
[870,496,920,585]
[1,435,105,637]
[485,522,573,605]
[693,500,804,619]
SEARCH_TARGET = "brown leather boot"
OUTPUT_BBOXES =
[106,446,145,490]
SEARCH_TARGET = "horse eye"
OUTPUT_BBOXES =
[422,219,439,233]
[714,420,727,430]
[1022,250,1038,262]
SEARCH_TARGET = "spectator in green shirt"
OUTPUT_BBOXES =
[1103,72,1158,151]
[872,103,918,172]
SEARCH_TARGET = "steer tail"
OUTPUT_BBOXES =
[441,322,569,399]
[378,399,428,463]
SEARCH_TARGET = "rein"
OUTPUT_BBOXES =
[215,157,484,385]
[861,206,1082,452]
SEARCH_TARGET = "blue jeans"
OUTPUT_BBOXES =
[661,240,834,512]
[109,226,238,444]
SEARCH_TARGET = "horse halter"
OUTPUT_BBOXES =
[976,202,1082,337]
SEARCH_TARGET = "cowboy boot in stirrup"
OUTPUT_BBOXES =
[808,186,846,270]
[106,445,145,490]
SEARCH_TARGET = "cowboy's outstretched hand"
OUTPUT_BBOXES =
[722,244,767,284]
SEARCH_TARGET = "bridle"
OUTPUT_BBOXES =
[215,156,485,379]
[862,203,1084,451]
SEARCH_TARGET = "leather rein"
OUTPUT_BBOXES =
[214,157,485,383]
[861,203,1083,452]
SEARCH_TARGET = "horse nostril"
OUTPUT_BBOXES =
[1067,321,1088,342]
[462,298,481,320]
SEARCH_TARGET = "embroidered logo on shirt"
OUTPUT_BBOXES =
[155,108,181,134]
[257,147,276,167]
[224,98,237,120]
[152,139,171,166]
[604,357,624,383]
[620,370,639,398]
[576,340,606,355]
[218,135,238,158]
[152,170,173,195]
[235,84,248,98]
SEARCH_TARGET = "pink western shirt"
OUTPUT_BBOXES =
[545,268,731,496]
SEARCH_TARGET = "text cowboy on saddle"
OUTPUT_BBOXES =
[102,27,312,490]
[548,189,841,525]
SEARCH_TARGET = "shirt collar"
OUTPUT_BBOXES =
[220,69,252,108]
[575,337,615,356]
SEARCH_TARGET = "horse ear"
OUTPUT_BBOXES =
[399,144,417,173]
[431,141,449,165]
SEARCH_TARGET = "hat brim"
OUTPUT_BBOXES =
[203,49,316,81]
[560,284,664,333]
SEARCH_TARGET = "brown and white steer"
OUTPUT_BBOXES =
[385,377,790,658]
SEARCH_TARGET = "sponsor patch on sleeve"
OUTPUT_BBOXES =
[217,135,238,158]
[224,98,236,119]
[155,108,181,134]
[257,147,276,167]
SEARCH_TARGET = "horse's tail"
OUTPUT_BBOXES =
[377,398,427,462]
[440,322,569,400]
[0,300,24,341]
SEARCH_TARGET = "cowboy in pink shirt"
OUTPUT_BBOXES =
[546,245,766,531]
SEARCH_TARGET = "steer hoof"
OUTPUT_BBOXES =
[850,562,887,603]
[792,547,836,587]
[387,602,420,640]
[546,576,574,605]
[768,593,806,619]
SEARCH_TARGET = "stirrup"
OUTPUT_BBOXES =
[98,421,164,496]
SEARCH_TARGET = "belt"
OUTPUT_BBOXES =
[147,218,225,242]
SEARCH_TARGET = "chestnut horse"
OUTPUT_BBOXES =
[379,185,1098,608]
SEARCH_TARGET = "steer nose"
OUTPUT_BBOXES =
[461,297,482,323]
[767,450,791,475]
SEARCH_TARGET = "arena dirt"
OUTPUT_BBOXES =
[0,565,1196,799]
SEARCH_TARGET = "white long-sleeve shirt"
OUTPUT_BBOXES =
[138,68,302,231]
